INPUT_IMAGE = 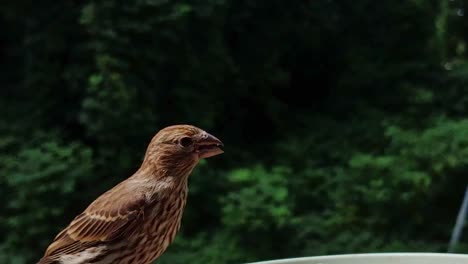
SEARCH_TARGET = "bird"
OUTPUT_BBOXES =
[37,124,224,264]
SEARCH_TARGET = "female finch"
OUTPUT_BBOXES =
[38,125,223,264]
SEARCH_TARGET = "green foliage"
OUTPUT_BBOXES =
[222,166,291,231]
[159,232,250,264]
[0,137,93,263]
[1,0,468,263]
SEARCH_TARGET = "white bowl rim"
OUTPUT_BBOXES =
[247,253,468,264]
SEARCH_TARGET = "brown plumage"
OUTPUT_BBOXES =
[37,125,223,264]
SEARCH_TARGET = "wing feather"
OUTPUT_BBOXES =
[39,183,147,263]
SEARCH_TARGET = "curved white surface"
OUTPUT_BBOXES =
[248,253,468,264]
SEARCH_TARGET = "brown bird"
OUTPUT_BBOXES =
[38,125,223,264]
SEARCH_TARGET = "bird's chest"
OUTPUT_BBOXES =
[129,188,188,263]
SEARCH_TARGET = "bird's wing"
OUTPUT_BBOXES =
[39,184,148,262]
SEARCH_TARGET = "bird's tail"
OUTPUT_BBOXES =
[37,257,58,264]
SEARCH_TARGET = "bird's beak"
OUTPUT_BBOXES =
[196,132,224,159]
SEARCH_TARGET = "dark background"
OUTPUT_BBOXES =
[1,0,468,263]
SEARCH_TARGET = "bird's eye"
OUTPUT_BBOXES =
[179,137,193,147]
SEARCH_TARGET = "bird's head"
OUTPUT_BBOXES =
[141,125,223,176]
